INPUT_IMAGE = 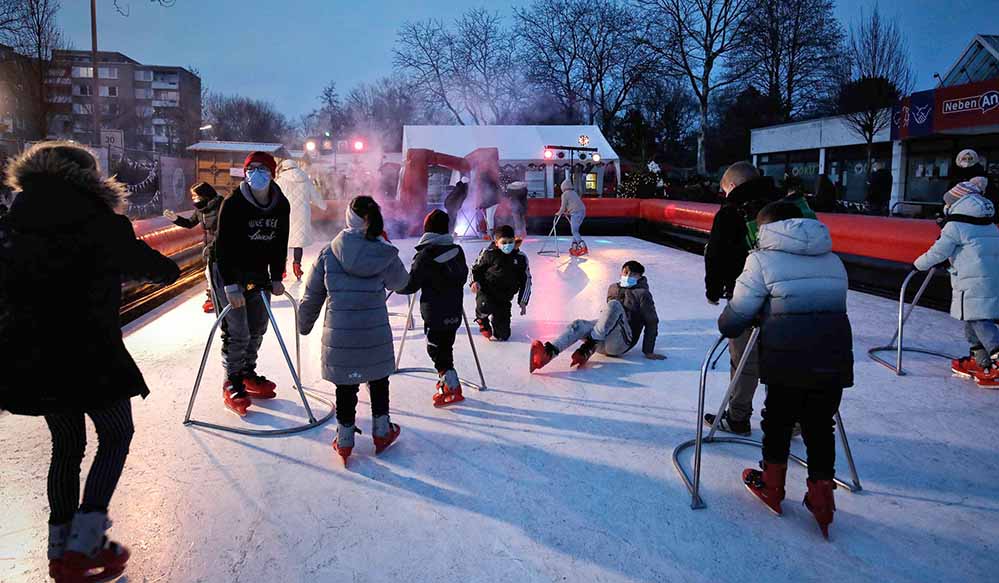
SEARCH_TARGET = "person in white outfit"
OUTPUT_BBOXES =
[558,177,587,255]
[276,159,327,280]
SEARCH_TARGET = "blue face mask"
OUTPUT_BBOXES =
[500,242,516,254]
[620,275,638,288]
[246,168,271,191]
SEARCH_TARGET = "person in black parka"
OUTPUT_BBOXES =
[397,209,470,406]
[703,161,779,436]
[0,141,179,580]
[164,181,221,313]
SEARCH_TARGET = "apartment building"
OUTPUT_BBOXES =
[0,44,36,142]
[46,49,201,153]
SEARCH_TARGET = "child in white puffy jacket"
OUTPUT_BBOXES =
[914,178,999,388]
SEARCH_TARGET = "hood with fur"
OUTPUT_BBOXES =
[5,142,127,214]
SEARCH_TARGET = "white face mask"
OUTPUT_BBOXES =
[620,275,638,288]
[500,242,515,254]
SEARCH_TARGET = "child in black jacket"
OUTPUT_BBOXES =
[471,224,531,342]
[164,181,221,313]
[398,209,470,406]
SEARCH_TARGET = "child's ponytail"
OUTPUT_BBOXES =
[350,195,385,241]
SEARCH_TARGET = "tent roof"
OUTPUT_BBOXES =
[402,125,619,161]
[186,141,288,156]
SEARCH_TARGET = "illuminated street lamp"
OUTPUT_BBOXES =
[543,149,554,160]
[353,140,365,151]
[592,153,601,163]
[305,140,317,152]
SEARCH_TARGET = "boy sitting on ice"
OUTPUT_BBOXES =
[471,225,531,342]
[397,209,470,407]
[719,201,853,539]
[530,261,664,372]
[914,178,999,388]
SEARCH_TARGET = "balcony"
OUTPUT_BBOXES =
[152,100,178,108]
[152,81,179,90]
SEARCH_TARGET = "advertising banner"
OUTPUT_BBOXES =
[935,79,999,131]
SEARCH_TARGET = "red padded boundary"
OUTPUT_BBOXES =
[133,217,204,257]
[526,198,640,218]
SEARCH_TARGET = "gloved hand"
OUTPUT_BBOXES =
[520,304,527,316]
[271,281,285,296]
[471,282,481,294]
[226,288,246,309]
[163,209,177,221]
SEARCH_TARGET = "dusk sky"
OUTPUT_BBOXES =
[59,0,999,120]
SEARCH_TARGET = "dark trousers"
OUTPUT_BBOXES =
[475,292,512,341]
[43,399,134,525]
[426,325,459,372]
[761,384,844,481]
[211,265,270,378]
[335,377,390,426]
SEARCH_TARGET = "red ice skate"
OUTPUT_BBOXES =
[293,262,304,281]
[577,241,589,256]
[433,370,465,407]
[952,353,984,379]
[569,242,582,257]
[243,372,277,399]
[530,340,556,373]
[223,380,251,416]
[333,424,360,466]
[476,317,493,340]
[570,338,598,368]
[202,297,215,314]
[804,478,836,539]
[974,366,999,389]
[742,462,787,516]
[372,415,401,454]
[59,543,130,583]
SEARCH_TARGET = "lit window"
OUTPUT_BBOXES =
[98,86,118,97]
[585,173,598,191]
[71,67,93,78]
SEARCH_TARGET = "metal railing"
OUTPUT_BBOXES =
[868,268,959,375]
[538,215,567,258]
[182,290,335,436]
[672,331,862,510]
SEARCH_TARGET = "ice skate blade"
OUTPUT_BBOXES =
[245,390,277,400]
[743,483,783,516]
[224,403,249,417]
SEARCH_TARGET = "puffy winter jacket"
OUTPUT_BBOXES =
[606,277,660,355]
[397,232,469,329]
[718,218,853,388]
[276,159,327,248]
[471,243,532,307]
[298,227,409,385]
[0,144,180,415]
[704,176,779,302]
[170,194,221,260]
[914,193,999,320]
[558,187,586,216]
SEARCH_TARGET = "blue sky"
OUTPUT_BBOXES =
[59,0,999,119]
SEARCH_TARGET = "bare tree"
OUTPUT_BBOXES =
[394,9,522,125]
[343,76,424,150]
[112,0,177,17]
[0,0,21,43]
[637,0,753,175]
[12,0,66,140]
[735,0,846,120]
[203,93,291,143]
[513,0,585,122]
[839,5,912,173]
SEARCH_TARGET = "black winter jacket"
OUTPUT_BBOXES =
[216,183,290,290]
[171,195,221,260]
[704,177,778,302]
[398,233,469,329]
[606,277,660,355]
[0,148,180,415]
[471,243,532,306]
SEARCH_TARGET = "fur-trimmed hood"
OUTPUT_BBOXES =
[5,142,128,228]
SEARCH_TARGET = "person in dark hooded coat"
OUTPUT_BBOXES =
[0,141,179,580]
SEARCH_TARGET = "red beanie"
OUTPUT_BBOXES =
[423,209,450,234]
[244,151,277,175]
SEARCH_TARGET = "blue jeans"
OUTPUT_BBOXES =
[965,320,999,367]
[552,300,632,356]
[569,212,585,243]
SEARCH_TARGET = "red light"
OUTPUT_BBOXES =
[543,149,554,160]
[353,140,364,151]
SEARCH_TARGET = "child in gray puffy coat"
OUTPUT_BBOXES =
[299,196,409,465]
[914,178,999,387]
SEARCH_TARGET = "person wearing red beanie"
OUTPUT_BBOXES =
[210,150,291,415]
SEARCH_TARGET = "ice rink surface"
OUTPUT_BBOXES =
[2,236,998,583]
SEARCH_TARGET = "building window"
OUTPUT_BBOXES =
[97,67,118,80]
[100,102,120,116]
[72,103,92,115]
[98,86,118,97]
[525,169,546,196]
[154,90,179,101]
[136,105,154,117]
[134,70,153,82]
[71,67,93,78]
[134,88,152,99]
[585,173,598,192]
[73,84,93,96]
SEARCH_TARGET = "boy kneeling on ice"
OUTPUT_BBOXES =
[913,178,999,387]
[397,209,470,407]
[471,225,531,341]
[530,261,664,372]
[719,201,853,539]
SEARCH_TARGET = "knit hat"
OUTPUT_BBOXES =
[956,149,980,169]
[423,209,449,234]
[244,151,277,175]
[191,181,218,200]
[560,177,575,192]
[943,177,988,206]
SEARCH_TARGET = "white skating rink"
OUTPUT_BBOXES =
[2,236,998,583]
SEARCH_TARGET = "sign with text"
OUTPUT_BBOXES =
[935,79,999,132]
[100,129,125,149]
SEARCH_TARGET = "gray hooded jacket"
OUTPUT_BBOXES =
[719,218,853,388]
[298,228,409,384]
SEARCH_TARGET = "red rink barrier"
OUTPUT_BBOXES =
[133,216,204,257]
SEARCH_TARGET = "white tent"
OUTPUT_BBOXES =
[402,125,621,197]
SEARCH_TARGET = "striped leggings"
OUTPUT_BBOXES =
[43,399,134,525]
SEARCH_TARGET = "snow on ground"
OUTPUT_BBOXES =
[2,236,997,583]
